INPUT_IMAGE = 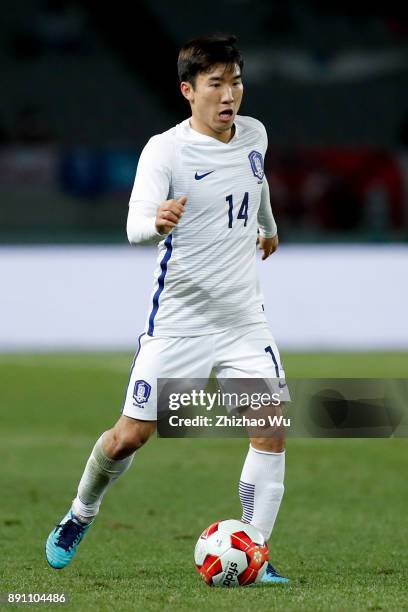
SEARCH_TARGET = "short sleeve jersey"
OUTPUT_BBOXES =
[129,115,269,336]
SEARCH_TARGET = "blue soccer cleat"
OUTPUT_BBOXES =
[45,509,93,569]
[261,562,290,584]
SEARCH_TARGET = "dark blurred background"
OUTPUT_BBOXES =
[1,0,408,243]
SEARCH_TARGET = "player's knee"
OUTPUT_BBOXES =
[115,431,142,456]
[250,437,285,453]
[106,419,155,459]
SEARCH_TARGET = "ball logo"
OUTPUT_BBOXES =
[253,550,262,563]
[248,150,264,183]
[222,562,239,586]
[133,380,151,405]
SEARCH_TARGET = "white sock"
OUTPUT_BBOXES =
[71,433,134,523]
[239,445,285,540]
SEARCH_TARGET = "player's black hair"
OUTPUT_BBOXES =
[177,34,243,88]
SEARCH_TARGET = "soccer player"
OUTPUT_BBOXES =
[46,34,288,584]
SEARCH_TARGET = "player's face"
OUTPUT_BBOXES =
[181,63,243,142]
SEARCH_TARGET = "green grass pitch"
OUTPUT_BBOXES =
[1,352,408,611]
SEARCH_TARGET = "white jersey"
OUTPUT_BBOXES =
[129,115,272,337]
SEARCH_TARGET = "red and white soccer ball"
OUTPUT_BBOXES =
[194,519,269,587]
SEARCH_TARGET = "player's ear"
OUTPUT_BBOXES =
[180,81,194,102]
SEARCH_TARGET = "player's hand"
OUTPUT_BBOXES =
[258,234,279,260]
[155,196,187,235]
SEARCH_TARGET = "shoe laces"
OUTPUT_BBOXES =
[56,519,85,551]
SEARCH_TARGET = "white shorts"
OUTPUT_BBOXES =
[121,323,285,421]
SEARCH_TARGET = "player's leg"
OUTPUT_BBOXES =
[45,416,155,570]
[46,333,213,569]
[214,323,288,583]
[240,438,287,583]
[46,333,161,569]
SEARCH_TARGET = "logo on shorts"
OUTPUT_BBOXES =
[133,380,151,405]
[248,150,264,183]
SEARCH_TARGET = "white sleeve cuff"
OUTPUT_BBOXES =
[126,203,162,245]
[258,225,277,239]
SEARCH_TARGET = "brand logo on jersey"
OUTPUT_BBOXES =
[133,380,151,405]
[195,170,215,180]
[248,150,264,183]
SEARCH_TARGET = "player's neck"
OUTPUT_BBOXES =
[189,117,235,143]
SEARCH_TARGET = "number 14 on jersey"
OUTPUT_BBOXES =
[226,192,249,228]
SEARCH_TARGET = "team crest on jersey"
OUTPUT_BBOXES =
[248,150,264,183]
[133,380,151,405]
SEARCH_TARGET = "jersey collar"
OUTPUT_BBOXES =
[185,118,239,145]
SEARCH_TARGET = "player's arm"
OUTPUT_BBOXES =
[126,135,187,245]
[257,178,278,260]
